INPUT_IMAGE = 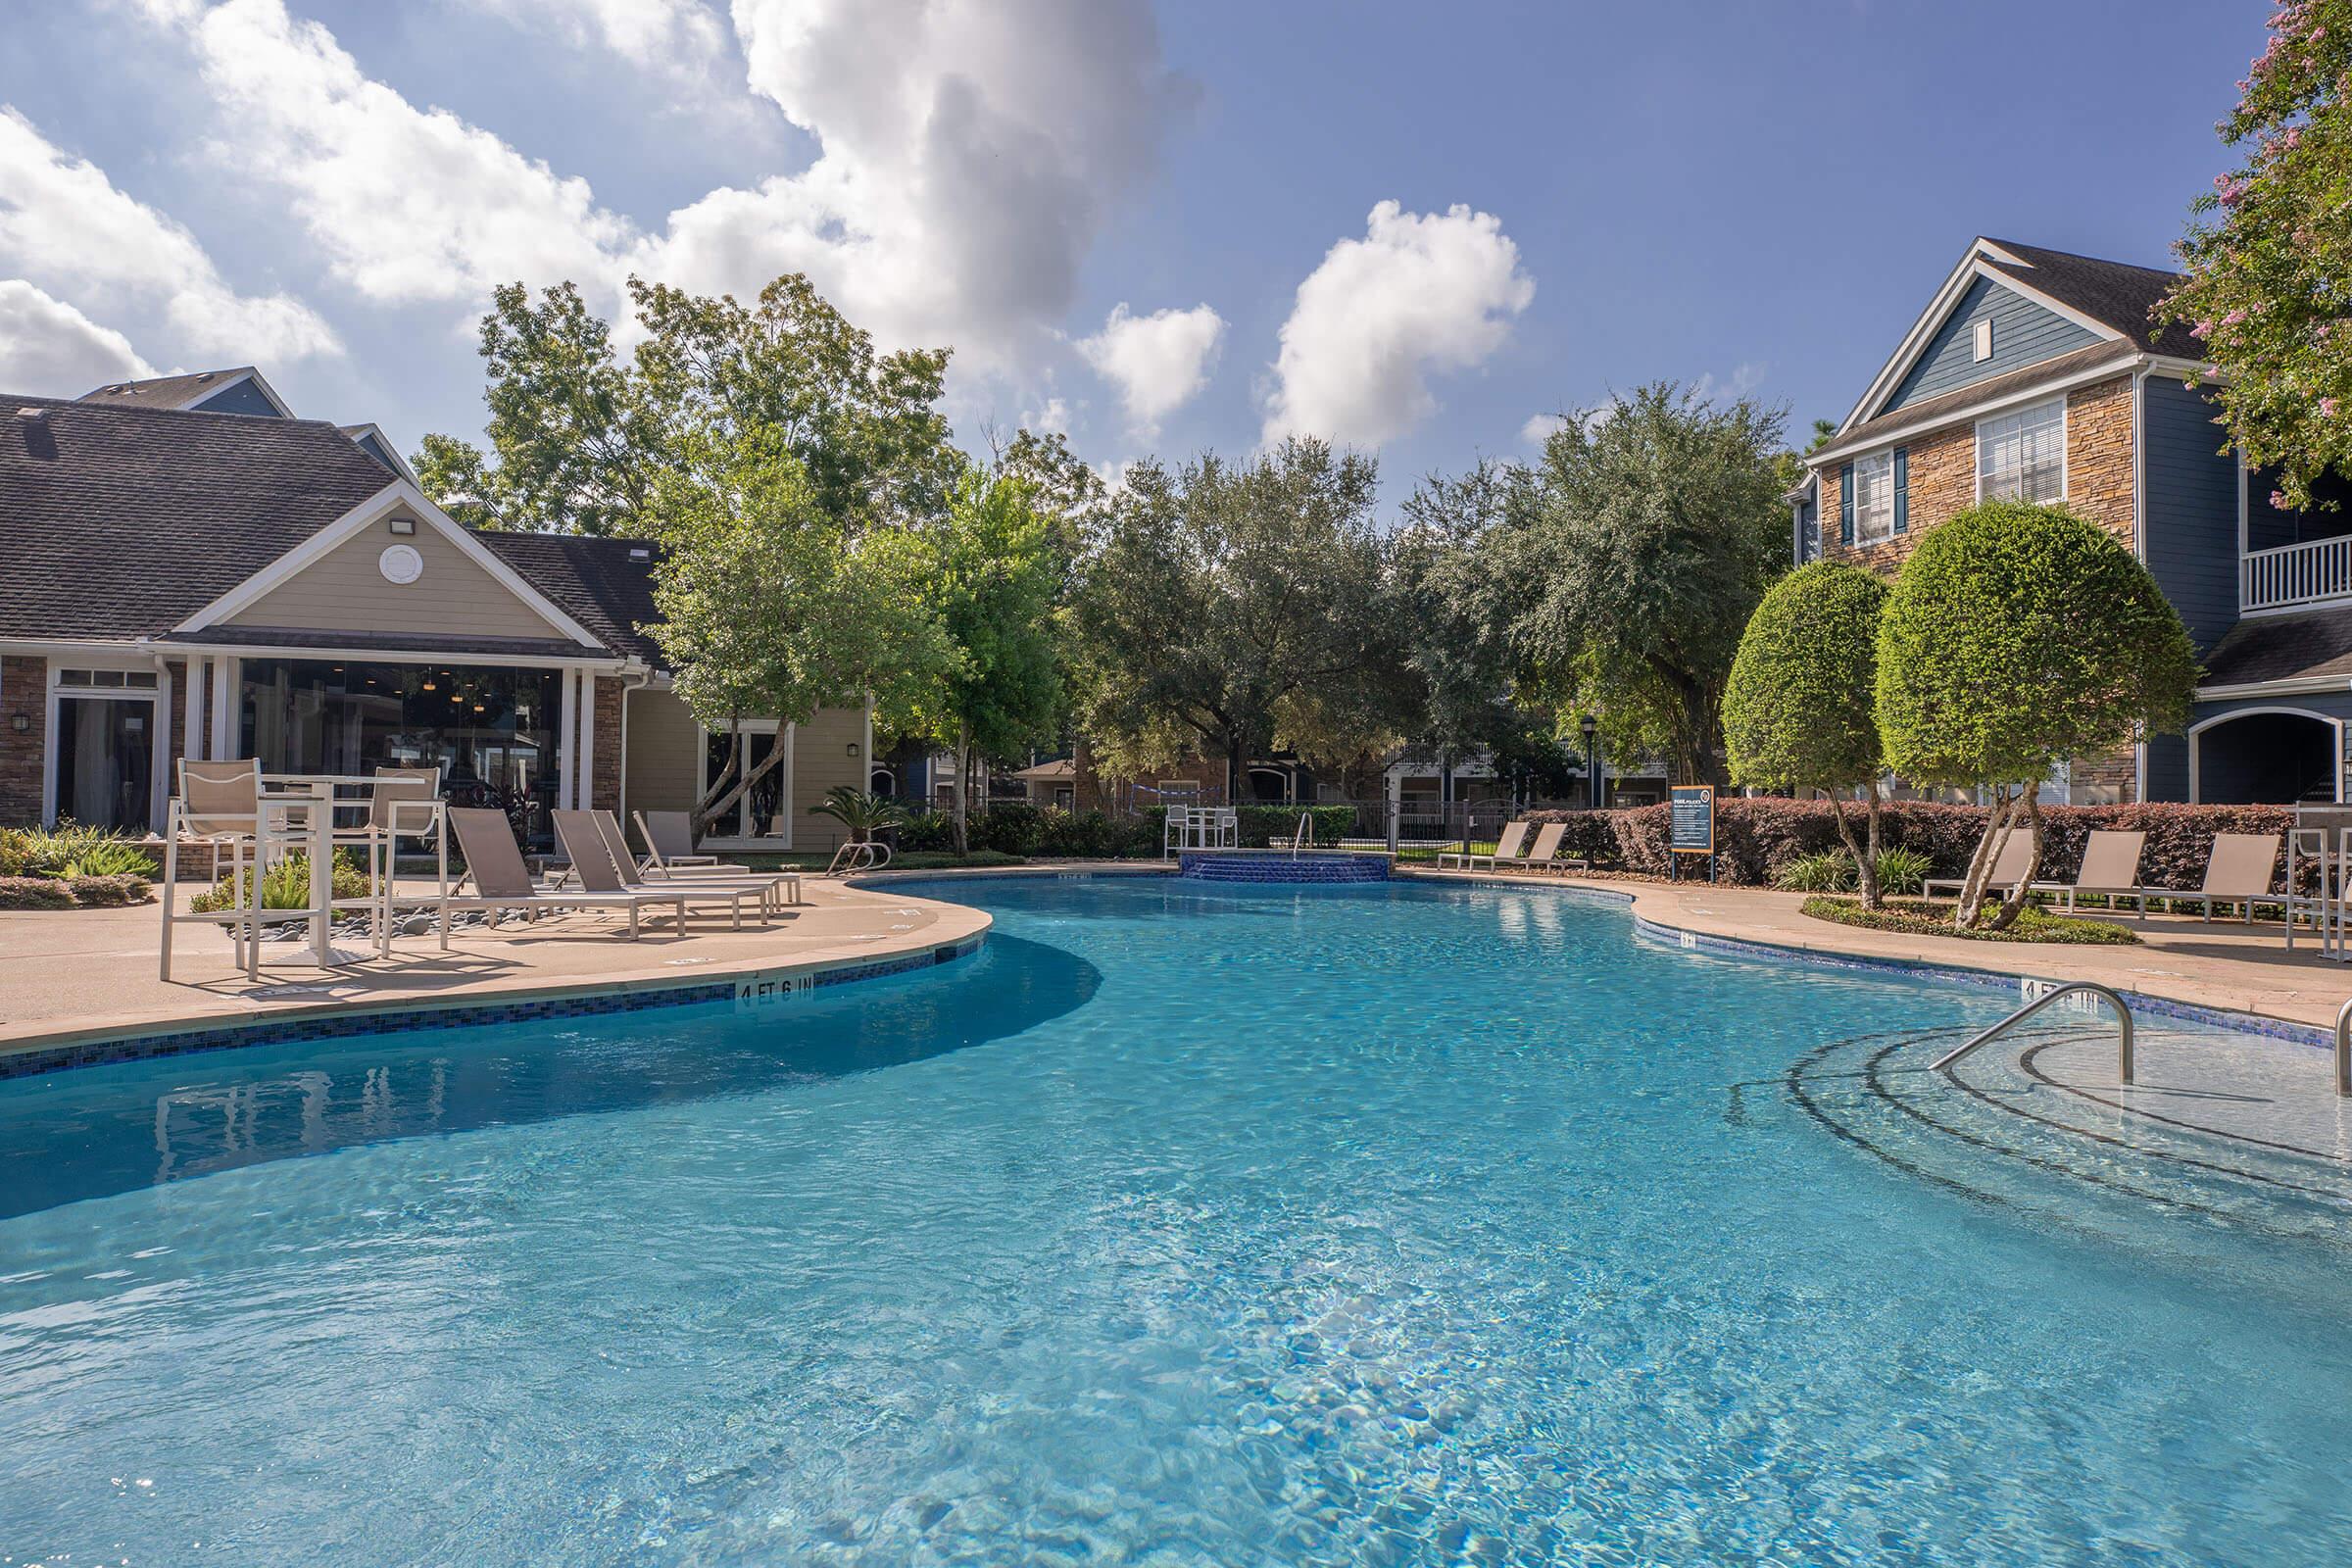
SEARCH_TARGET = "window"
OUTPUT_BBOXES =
[1852,451,1895,544]
[1977,398,2065,503]
[1972,318,1994,362]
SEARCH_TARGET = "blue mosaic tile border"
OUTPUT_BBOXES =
[1177,852,1389,884]
[0,935,986,1083]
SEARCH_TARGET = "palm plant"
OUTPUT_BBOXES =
[808,786,908,844]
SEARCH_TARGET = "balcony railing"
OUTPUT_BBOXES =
[2243,534,2352,612]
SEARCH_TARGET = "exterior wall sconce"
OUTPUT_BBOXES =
[846,741,860,758]
[9,711,27,734]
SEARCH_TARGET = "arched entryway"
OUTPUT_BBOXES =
[2189,707,2343,804]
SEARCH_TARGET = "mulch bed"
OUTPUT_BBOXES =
[1800,895,2138,946]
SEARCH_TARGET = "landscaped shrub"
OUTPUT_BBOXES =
[1526,799,2308,893]
[0,876,75,910]
[0,823,159,880]
[1773,852,1855,892]
[189,852,373,913]
[1871,846,1933,898]
[1801,896,2138,945]
[1234,805,1354,848]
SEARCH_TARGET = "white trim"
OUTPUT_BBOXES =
[43,661,166,831]
[182,654,207,763]
[2186,704,2346,805]
[693,717,795,847]
[150,658,172,829]
[208,657,236,758]
[1840,242,2128,434]
[557,668,577,811]
[1973,395,2068,505]
[579,671,598,810]
[161,640,618,670]
[1809,352,2139,468]
[172,480,604,651]
[2197,674,2352,700]
[340,422,419,484]
[2131,366,2149,560]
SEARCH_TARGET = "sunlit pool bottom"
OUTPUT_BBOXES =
[2,874,2350,1565]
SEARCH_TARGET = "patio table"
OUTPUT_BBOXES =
[259,773,427,967]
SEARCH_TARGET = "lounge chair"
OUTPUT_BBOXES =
[2133,831,2284,922]
[632,809,725,872]
[1497,821,1567,873]
[2033,829,2148,913]
[553,811,767,930]
[1438,821,1527,870]
[1924,828,2037,901]
[159,757,276,981]
[589,810,801,912]
[440,808,687,944]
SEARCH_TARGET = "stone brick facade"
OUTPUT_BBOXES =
[1821,371,2139,570]
[592,675,623,811]
[0,656,45,826]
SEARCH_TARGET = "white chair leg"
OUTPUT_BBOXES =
[158,824,178,982]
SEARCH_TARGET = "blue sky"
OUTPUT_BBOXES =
[0,1,2271,506]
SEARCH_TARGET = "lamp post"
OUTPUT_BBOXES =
[1579,713,1599,810]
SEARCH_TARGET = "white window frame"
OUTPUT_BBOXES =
[44,657,171,830]
[694,718,795,845]
[1976,397,2068,505]
[1972,318,1994,362]
[1852,450,1895,545]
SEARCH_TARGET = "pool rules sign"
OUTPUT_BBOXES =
[1668,785,1717,883]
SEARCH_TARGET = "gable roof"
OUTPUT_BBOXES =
[78,367,293,416]
[0,394,397,642]
[1980,239,2198,357]
[1811,340,2139,466]
[2200,605,2352,690]
[476,532,664,663]
[1838,237,2200,436]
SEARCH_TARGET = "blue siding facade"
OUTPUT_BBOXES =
[1884,277,2100,413]
[2140,376,2241,656]
[189,378,283,417]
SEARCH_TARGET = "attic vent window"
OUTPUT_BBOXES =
[388,514,416,536]
[627,546,652,562]
[1973,319,1994,362]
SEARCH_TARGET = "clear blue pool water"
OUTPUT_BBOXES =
[4,875,2352,1565]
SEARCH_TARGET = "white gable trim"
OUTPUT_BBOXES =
[184,368,295,417]
[1840,239,2130,435]
[341,422,419,484]
[172,479,606,650]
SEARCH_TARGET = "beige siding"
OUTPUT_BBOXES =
[791,705,867,850]
[623,687,703,817]
[229,516,570,639]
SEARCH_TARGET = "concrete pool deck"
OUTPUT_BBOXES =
[0,876,990,1068]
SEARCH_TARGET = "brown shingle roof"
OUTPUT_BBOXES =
[0,394,396,642]
[476,531,664,664]
[1983,240,2200,358]
[77,368,265,410]
[1822,340,2138,459]
[2201,605,2352,688]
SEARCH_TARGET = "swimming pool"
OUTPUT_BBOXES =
[4,874,2350,1564]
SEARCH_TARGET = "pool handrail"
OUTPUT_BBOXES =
[2336,996,2352,1099]
[1932,982,2135,1084]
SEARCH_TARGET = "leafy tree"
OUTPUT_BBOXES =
[1388,461,1554,799]
[1724,562,1890,906]
[1065,438,1396,801]
[1505,383,1789,786]
[415,273,956,536]
[914,469,1066,854]
[644,429,956,835]
[415,281,663,534]
[1876,501,2199,930]
[2161,0,2352,510]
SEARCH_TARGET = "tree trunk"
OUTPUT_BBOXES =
[1955,786,2027,930]
[1983,783,2043,933]
[1826,788,1871,906]
[952,720,971,858]
[694,721,789,840]
[1226,740,1245,808]
[689,723,744,839]
[1862,777,1885,909]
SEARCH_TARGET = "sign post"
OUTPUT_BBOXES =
[1668,784,1716,883]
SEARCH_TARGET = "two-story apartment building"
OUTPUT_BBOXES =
[1794,237,2351,807]
[0,368,871,853]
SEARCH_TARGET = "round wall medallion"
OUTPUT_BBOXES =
[378,544,424,584]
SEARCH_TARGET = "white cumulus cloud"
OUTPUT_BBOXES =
[133,0,632,306]
[1076,302,1224,433]
[471,0,726,71]
[1261,201,1534,450]
[128,0,1192,384]
[0,280,157,391]
[0,107,337,363]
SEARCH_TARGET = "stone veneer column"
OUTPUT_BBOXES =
[0,655,48,825]
[592,676,624,811]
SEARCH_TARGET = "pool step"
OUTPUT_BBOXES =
[1778,1025,2352,1247]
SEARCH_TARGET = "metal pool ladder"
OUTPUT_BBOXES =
[1288,812,1310,858]
[1932,982,2135,1084]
